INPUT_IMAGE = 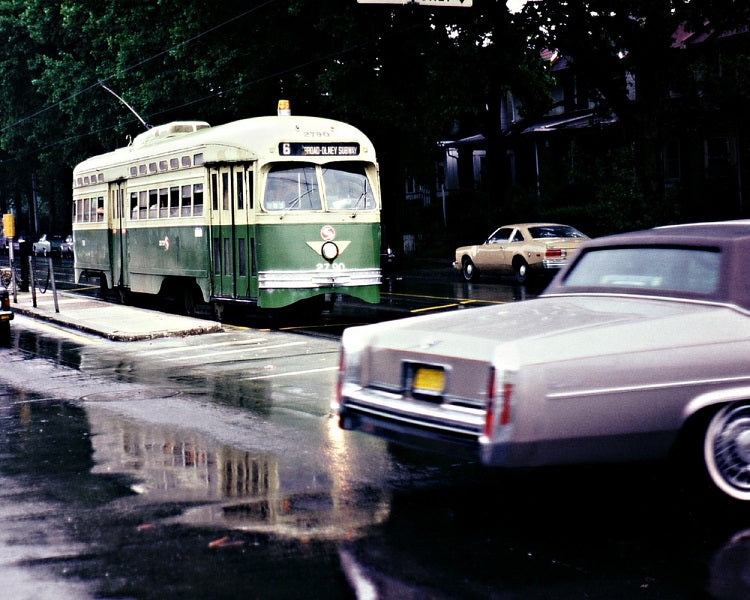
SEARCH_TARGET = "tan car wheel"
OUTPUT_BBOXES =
[461,257,477,282]
[514,258,528,284]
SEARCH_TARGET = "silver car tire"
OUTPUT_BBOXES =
[461,257,477,282]
[703,403,750,502]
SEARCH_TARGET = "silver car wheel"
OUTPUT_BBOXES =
[704,403,750,501]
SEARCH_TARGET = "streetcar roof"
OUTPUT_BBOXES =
[73,115,377,177]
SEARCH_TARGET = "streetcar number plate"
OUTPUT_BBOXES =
[412,367,445,394]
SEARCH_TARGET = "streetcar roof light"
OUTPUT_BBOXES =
[277,99,291,116]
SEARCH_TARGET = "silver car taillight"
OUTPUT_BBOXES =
[484,367,514,438]
[333,331,364,413]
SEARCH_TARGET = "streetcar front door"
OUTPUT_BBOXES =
[209,165,255,300]
[108,181,129,292]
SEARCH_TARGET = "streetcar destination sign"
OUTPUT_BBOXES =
[280,142,360,157]
[357,0,472,6]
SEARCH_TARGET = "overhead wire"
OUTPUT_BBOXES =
[0,0,280,134]
[0,2,416,164]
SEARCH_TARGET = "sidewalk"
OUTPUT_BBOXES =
[9,288,222,341]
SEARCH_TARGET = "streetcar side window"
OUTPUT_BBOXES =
[139,191,148,219]
[159,188,169,218]
[194,184,203,216]
[181,185,192,217]
[263,164,321,211]
[130,192,138,219]
[83,198,90,222]
[170,187,180,217]
[148,190,158,219]
[96,196,104,222]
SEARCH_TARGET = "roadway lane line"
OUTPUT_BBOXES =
[134,337,270,356]
[241,366,338,381]
[161,340,309,362]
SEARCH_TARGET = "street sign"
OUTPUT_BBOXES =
[357,0,472,6]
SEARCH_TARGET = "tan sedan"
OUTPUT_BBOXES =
[454,223,588,283]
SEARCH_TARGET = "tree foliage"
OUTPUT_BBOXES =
[518,0,750,214]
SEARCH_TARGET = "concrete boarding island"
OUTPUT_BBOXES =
[9,289,222,341]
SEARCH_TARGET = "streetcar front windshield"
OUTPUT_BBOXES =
[322,163,375,211]
[263,164,322,211]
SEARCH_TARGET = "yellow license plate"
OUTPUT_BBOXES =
[413,367,445,393]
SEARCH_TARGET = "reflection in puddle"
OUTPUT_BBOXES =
[710,529,750,600]
[5,327,83,369]
[85,405,389,541]
[87,406,279,501]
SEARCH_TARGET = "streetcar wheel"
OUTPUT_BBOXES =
[98,274,108,300]
[461,257,477,282]
[181,285,199,316]
[117,286,130,305]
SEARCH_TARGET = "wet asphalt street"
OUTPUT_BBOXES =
[1,261,750,598]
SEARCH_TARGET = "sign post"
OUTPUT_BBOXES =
[2,213,15,302]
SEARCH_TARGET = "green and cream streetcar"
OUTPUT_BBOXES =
[72,101,381,313]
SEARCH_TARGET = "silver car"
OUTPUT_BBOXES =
[336,220,750,503]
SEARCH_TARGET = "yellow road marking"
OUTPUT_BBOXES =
[410,303,458,313]
[381,291,508,305]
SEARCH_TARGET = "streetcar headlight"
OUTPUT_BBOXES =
[321,241,339,261]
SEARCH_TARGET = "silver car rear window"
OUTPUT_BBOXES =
[563,246,721,294]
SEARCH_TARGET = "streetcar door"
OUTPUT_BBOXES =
[108,180,128,291]
[209,164,255,300]
[232,165,255,300]
[210,166,235,297]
